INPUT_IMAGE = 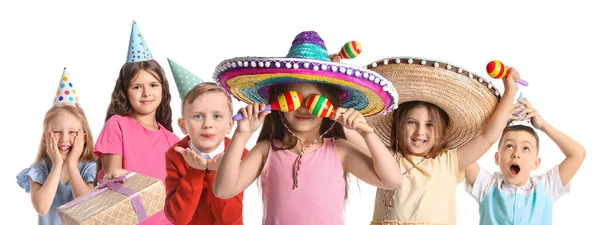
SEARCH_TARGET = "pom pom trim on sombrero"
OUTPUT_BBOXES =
[213,57,399,117]
[365,57,501,149]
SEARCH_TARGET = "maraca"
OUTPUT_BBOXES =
[337,41,362,59]
[306,95,335,118]
[486,60,529,86]
[232,91,302,121]
[305,95,370,130]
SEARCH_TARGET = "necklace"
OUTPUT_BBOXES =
[280,116,336,189]
[380,153,425,224]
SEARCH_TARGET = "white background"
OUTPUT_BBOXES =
[1,0,598,224]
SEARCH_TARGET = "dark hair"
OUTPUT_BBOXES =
[499,124,540,154]
[182,82,233,116]
[97,60,173,186]
[391,101,450,170]
[105,59,173,131]
[256,83,350,200]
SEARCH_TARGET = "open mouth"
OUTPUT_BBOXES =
[58,146,71,153]
[510,164,521,176]
[411,138,427,147]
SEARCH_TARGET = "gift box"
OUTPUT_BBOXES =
[58,172,165,225]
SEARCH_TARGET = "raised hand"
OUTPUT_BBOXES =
[235,103,271,134]
[66,130,84,165]
[512,98,546,130]
[45,130,63,166]
[503,67,520,95]
[334,108,373,134]
[174,146,208,171]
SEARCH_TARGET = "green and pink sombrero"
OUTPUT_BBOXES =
[213,31,399,116]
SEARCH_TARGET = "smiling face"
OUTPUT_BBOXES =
[127,70,163,117]
[496,129,540,186]
[402,106,437,156]
[47,111,84,160]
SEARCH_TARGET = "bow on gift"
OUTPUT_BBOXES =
[97,175,127,189]
[57,172,149,223]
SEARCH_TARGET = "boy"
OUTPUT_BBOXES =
[465,97,586,225]
[164,59,248,225]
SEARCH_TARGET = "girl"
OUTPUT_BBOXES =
[93,21,179,225]
[357,57,520,225]
[17,69,96,224]
[212,31,402,225]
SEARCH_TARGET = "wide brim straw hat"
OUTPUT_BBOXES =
[365,57,501,149]
[213,31,399,117]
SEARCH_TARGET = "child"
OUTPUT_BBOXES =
[16,68,96,225]
[94,21,179,225]
[464,98,585,225]
[358,57,519,225]
[164,59,248,225]
[212,31,402,225]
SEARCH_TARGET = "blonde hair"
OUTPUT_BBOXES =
[35,105,96,163]
[181,82,233,116]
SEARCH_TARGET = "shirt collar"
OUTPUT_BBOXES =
[188,139,225,159]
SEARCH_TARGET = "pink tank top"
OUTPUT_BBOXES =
[260,137,346,225]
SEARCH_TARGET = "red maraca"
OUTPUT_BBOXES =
[233,91,303,121]
[486,60,529,86]
[338,41,362,59]
[305,95,370,130]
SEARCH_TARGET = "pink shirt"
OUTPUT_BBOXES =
[260,138,345,225]
[94,115,179,225]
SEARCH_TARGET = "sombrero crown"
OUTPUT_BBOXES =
[213,31,398,116]
[365,57,501,149]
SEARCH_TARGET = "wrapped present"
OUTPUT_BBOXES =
[58,172,165,225]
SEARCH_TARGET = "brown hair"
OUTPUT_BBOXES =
[105,60,173,131]
[36,105,96,163]
[256,83,351,199]
[181,82,233,116]
[499,124,540,155]
[391,101,450,169]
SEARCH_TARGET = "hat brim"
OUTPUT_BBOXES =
[365,57,501,149]
[214,57,399,116]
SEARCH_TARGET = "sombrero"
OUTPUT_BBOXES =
[213,31,399,116]
[365,57,502,149]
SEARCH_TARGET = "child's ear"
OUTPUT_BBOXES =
[227,118,233,134]
[494,152,500,165]
[178,118,188,135]
[533,157,541,170]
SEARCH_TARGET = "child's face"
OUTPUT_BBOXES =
[402,106,436,156]
[282,83,324,134]
[179,92,233,152]
[48,112,83,160]
[127,70,163,117]
[495,130,540,186]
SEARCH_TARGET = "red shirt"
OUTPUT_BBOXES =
[165,136,248,225]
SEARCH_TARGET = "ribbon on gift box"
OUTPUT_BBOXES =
[57,172,148,223]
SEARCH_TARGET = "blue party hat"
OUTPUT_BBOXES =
[126,20,153,63]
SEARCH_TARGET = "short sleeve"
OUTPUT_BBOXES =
[443,149,465,183]
[16,161,49,193]
[542,165,570,201]
[94,115,124,157]
[465,167,494,202]
[80,161,97,184]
